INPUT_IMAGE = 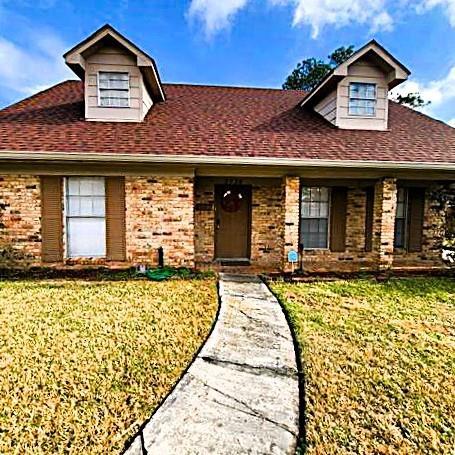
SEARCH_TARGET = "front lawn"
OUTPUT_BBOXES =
[272,277,455,454]
[0,279,217,454]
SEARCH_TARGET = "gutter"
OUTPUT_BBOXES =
[0,151,454,171]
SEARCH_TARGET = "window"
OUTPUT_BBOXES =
[394,188,407,249]
[300,187,330,249]
[348,82,376,116]
[65,177,106,257]
[98,72,129,107]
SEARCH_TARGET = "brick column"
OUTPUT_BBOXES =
[372,178,397,270]
[282,176,300,272]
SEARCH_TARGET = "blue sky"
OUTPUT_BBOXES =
[0,0,454,125]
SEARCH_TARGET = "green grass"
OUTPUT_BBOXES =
[0,279,218,454]
[271,277,455,454]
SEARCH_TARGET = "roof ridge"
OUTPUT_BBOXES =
[163,82,305,93]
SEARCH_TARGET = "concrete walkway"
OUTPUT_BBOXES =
[124,274,299,455]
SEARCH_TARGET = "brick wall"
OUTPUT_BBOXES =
[251,181,283,268]
[372,178,397,270]
[194,178,283,269]
[393,187,446,268]
[300,187,377,272]
[282,177,300,271]
[0,173,448,272]
[194,179,215,264]
[0,175,41,265]
[125,176,194,267]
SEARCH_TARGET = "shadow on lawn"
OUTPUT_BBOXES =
[263,278,308,453]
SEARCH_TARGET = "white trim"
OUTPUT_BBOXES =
[300,186,331,250]
[0,151,454,171]
[97,71,131,108]
[394,187,409,249]
[348,82,377,117]
[63,177,68,259]
[64,176,107,259]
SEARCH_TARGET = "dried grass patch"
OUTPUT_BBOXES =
[272,278,455,454]
[0,279,217,454]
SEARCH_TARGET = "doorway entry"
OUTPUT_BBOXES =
[214,185,252,260]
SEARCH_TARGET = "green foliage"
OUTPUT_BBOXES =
[0,243,35,268]
[329,45,355,66]
[283,46,355,91]
[394,92,430,108]
[430,185,455,263]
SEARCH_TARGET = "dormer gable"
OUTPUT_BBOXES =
[301,40,410,131]
[64,25,165,122]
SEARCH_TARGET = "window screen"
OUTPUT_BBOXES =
[394,187,407,249]
[99,72,129,107]
[300,187,330,249]
[349,82,376,116]
[66,177,106,257]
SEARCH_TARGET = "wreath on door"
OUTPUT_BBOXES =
[221,189,243,213]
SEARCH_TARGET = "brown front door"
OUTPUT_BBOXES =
[215,185,251,259]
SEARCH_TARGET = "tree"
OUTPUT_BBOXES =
[283,46,355,91]
[329,45,355,66]
[283,46,429,110]
[393,92,430,109]
[430,185,455,265]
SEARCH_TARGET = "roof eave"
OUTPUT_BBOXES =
[0,151,454,171]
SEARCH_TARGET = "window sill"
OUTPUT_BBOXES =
[302,248,330,252]
[97,105,131,109]
[65,256,106,260]
[347,114,377,118]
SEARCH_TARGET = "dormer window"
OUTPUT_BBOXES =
[348,83,376,116]
[98,72,130,107]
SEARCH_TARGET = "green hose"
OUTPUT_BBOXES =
[145,267,176,281]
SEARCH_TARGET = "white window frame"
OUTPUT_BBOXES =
[394,187,408,249]
[97,71,130,108]
[348,82,377,117]
[300,186,331,250]
[64,177,106,259]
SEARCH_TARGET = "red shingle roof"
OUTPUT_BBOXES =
[0,80,454,163]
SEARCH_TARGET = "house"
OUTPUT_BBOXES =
[0,24,454,273]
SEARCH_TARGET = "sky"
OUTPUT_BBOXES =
[0,0,454,126]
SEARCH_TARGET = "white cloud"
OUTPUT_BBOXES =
[272,0,393,38]
[390,65,455,124]
[390,65,455,109]
[188,0,455,38]
[0,29,71,101]
[188,0,394,38]
[371,11,394,33]
[417,0,455,26]
[188,0,249,36]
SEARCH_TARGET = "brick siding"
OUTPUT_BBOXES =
[282,176,300,272]
[0,175,41,266]
[299,187,376,272]
[125,176,194,267]
[0,174,448,272]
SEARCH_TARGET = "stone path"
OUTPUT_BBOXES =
[124,274,299,455]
